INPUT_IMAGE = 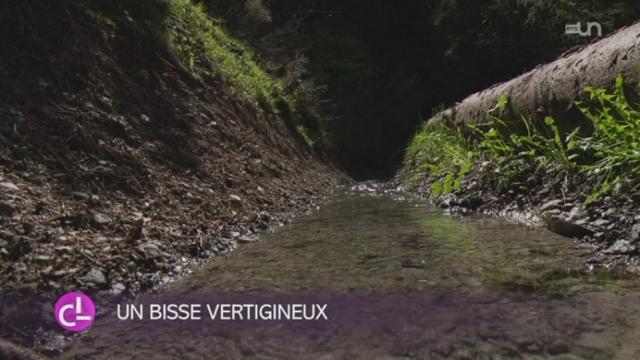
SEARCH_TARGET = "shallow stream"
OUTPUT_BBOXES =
[61,190,640,359]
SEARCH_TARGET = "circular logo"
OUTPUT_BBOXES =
[54,292,95,332]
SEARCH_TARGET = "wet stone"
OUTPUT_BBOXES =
[605,239,637,254]
[540,199,563,212]
[238,234,259,244]
[544,217,592,239]
[459,195,484,210]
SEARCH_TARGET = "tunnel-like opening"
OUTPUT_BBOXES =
[205,0,640,180]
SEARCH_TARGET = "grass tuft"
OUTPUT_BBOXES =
[403,75,640,203]
[165,0,287,111]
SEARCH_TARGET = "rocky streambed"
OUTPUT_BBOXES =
[20,187,640,359]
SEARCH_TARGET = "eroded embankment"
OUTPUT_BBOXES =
[0,1,342,351]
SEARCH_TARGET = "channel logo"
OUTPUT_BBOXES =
[54,292,95,332]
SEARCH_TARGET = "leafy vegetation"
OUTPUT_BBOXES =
[404,76,640,203]
[165,0,286,110]
[577,75,640,201]
[404,124,472,197]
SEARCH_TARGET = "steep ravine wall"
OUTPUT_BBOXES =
[0,2,342,354]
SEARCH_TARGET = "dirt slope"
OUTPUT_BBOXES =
[0,2,342,350]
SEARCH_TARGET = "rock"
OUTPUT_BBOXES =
[83,268,108,288]
[92,212,112,226]
[540,199,563,212]
[71,191,89,201]
[111,282,127,295]
[138,241,163,258]
[592,218,610,228]
[601,208,617,218]
[459,195,484,210]
[567,206,587,222]
[238,234,259,244]
[229,194,242,204]
[630,223,640,243]
[0,200,15,216]
[0,182,19,192]
[89,194,100,204]
[585,258,601,272]
[543,217,592,239]
[605,239,637,254]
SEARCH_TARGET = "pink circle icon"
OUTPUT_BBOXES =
[54,292,95,332]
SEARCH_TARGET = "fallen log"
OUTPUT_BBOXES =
[429,21,640,133]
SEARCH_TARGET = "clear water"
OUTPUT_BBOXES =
[61,193,640,360]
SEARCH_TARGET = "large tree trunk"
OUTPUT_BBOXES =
[429,21,640,133]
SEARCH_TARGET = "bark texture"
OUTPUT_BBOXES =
[429,21,640,132]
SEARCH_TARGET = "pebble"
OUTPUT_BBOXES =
[605,239,637,254]
[238,234,259,244]
[92,213,112,226]
[592,219,610,228]
[111,282,127,295]
[71,191,89,201]
[567,206,587,222]
[0,200,16,216]
[0,182,19,192]
[540,199,564,212]
[83,268,108,288]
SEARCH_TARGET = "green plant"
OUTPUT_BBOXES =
[296,124,315,148]
[576,74,640,202]
[404,123,473,196]
[403,76,640,202]
[165,0,287,110]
